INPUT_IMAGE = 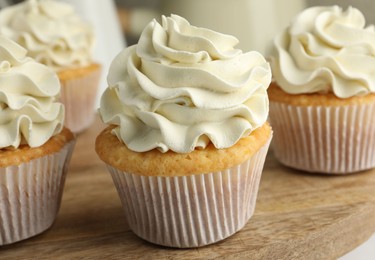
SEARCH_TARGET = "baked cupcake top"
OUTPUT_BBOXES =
[271,6,375,98]
[0,36,64,149]
[99,14,271,153]
[0,0,94,71]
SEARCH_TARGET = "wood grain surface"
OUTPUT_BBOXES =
[1,116,375,260]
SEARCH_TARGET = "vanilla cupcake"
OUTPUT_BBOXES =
[0,36,75,245]
[96,15,272,248]
[0,0,101,133]
[269,6,375,174]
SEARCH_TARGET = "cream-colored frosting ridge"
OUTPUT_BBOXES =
[271,6,375,98]
[0,0,94,70]
[100,15,271,153]
[0,36,64,149]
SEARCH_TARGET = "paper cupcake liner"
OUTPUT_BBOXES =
[0,140,75,245]
[59,68,101,133]
[269,102,375,174]
[106,137,271,248]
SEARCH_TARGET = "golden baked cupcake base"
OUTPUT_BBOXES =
[269,83,375,174]
[0,129,76,245]
[96,124,272,248]
[58,63,101,133]
[0,128,74,167]
[96,123,272,176]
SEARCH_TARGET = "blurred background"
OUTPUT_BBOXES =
[115,0,375,55]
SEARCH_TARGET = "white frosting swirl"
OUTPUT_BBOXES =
[0,0,94,70]
[99,15,271,153]
[0,36,64,149]
[271,6,375,98]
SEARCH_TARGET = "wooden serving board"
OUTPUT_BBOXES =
[2,116,375,259]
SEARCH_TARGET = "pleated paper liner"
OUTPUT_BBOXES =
[0,140,75,245]
[106,136,271,248]
[269,102,375,174]
[59,66,101,133]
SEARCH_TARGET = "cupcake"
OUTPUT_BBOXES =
[96,15,272,248]
[0,0,101,133]
[0,36,75,245]
[269,6,375,174]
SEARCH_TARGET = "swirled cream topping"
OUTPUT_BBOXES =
[0,36,64,149]
[99,15,271,153]
[0,0,94,70]
[271,6,375,98]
